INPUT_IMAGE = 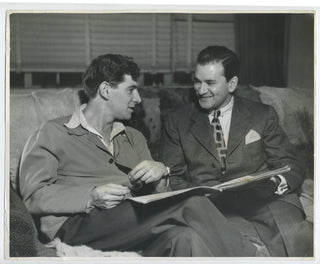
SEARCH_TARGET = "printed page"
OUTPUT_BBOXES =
[128,165,291,204]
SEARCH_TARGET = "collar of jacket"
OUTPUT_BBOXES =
[63,104,127,139]
[66,124,90,136]
[189,95,252,159]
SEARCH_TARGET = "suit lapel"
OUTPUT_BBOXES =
[227,97,252,156]
[190,108,220,161]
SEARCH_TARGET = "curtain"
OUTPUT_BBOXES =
[235,14,290,87]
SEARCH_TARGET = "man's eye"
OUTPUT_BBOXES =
[206,82,216,86]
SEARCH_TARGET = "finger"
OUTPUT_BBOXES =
[141,171,153,182]
[130,161,148,176]
[105,200,121,206]
[143,173,162,184]
[95,200,118,209]
[144,178,153,184]
[94,201,106,209]
[102,201,121,209]
[97,189,129,197]
[144,175,157,184]
[99,185,130,195]
[96,184,129,195]
[107,183,131,191]
[101,193,127,201]
[105,203,119,209]
[131,167,149,181]
[109,188,130,196]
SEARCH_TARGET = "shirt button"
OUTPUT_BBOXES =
[109,158,114,164]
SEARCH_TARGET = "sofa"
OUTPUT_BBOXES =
[9,85,314,257]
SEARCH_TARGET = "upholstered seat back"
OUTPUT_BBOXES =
[10,88,83,189]
[10,86,314,189]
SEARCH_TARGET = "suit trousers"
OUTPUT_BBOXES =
[55,195,257,257]
[211,190,312,257]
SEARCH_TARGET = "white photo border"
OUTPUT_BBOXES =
[1,2,319,264]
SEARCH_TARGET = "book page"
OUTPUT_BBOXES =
[128,165,291,204]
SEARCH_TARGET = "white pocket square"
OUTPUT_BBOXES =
[245,129,261,145]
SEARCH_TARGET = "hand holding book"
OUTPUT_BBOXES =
[128,165,291,204]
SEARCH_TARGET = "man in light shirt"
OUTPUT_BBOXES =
[160,46,312,256]
[19,54,258,257]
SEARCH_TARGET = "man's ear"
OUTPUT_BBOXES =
[98,81,111,100]
[228,76,238,93]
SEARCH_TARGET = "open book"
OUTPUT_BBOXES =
[128,165,291,204]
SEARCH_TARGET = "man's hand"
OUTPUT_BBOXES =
[129,160,168,184]
[251,178,279,199]
[89,183,130,209]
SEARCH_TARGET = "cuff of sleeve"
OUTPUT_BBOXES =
[85,186,97,213]
[274,174,289,195]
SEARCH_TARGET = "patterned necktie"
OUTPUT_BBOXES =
[211,110,227,173]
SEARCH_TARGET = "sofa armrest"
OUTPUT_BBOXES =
[10,186,56,257]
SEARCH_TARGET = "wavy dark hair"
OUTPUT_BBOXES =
[82,54,140,98]
[196,46,240,82]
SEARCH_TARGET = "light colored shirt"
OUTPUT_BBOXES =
[65,104,125,156]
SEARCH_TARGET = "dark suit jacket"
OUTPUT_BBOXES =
[160,95,309,256]
[160,95,303,192]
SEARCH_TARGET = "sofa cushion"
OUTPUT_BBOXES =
[10,88,82,189]
[250,86,313,145]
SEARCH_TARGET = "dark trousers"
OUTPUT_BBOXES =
[55,195,256,257]
[212,191,312,257]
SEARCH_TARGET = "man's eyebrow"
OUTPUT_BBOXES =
[193,77,216,83]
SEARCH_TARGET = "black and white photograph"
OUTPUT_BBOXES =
[1,3,317,263]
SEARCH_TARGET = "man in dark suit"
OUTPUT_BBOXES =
[160,46,312,256]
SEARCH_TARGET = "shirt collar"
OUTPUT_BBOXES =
[209,96,234,119]
[64,104,126,140]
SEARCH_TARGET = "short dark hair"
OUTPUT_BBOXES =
[196,46,240,81]
[82,54,140,98]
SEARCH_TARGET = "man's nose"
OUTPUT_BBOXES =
[132,89,142,104]
[197,83,207,95]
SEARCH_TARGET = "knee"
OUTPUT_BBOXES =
[168,226,212,256]
[177,226,198,240]
[165,226,199,242]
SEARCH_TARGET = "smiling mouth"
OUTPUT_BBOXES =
[199,95,213,99]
